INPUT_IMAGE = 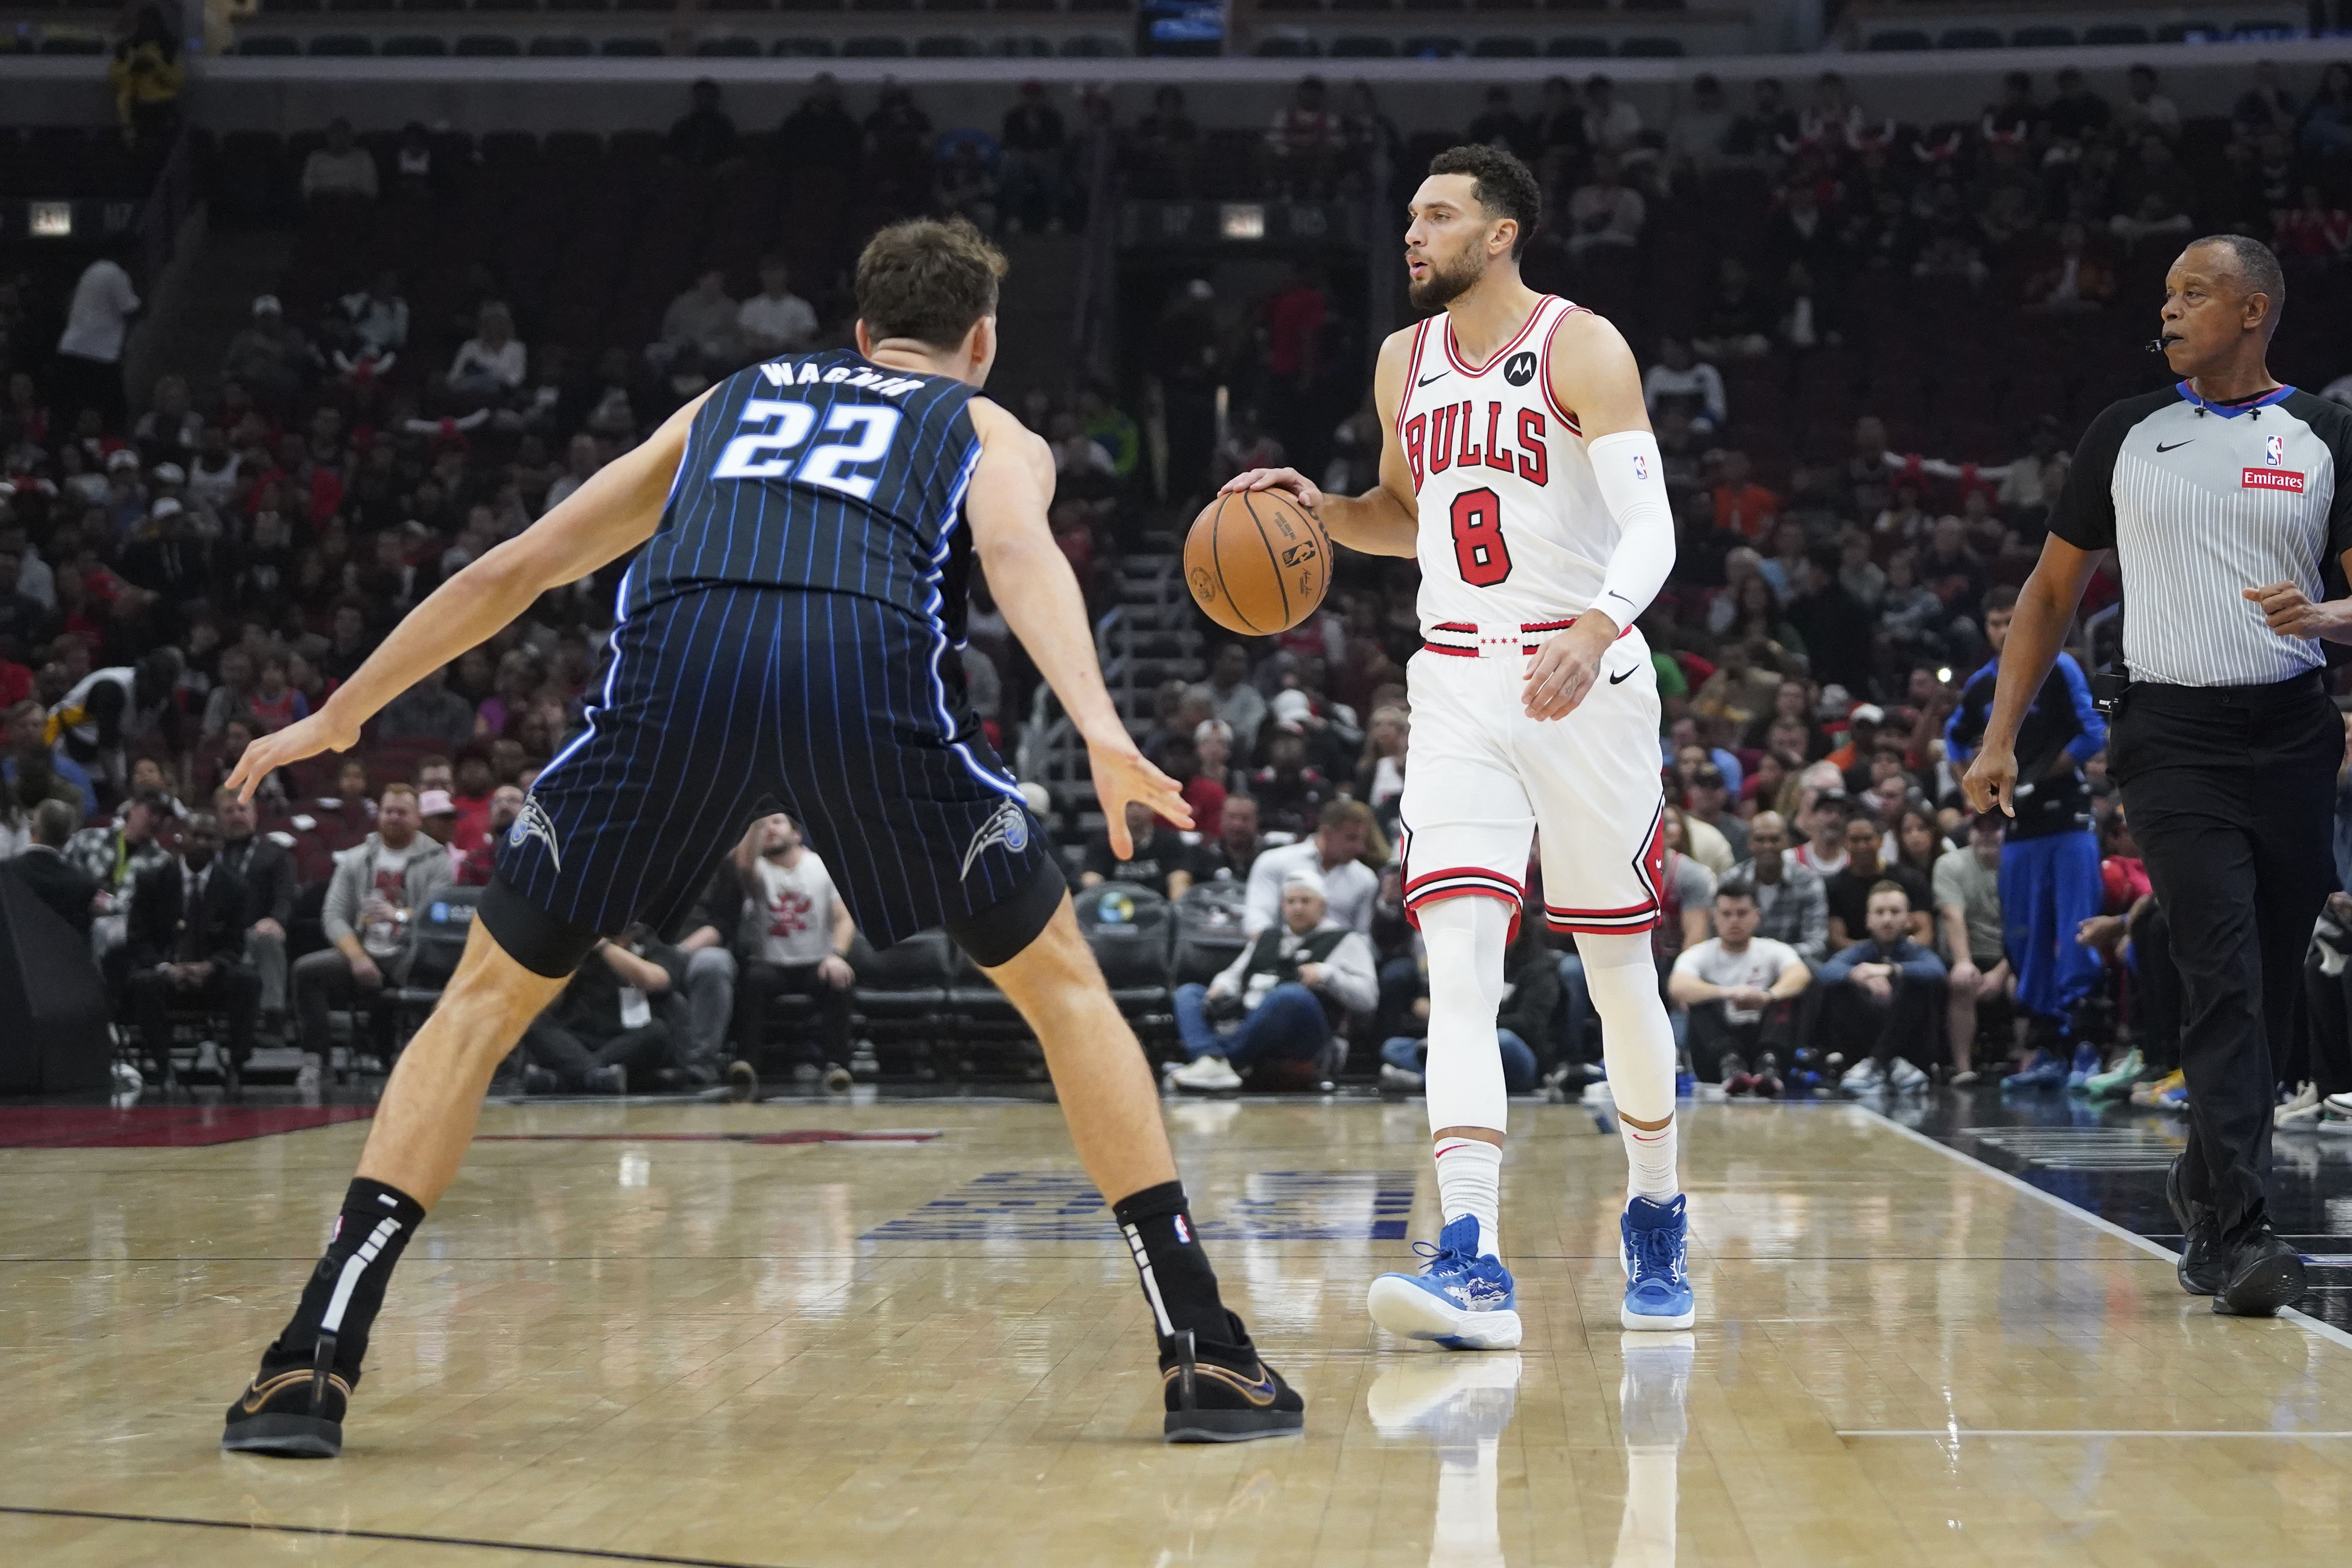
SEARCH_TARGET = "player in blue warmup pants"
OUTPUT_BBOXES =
[1945,584,2108,1087]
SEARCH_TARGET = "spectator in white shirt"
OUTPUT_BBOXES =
[340,270,410,355]
[659,269,742,368]
[1244,798,1381,936]
[736,255,819,360]
[300,118,379,202]
[54,249,140,430]
[2117,64,2181,140]
[1567,152,1645,256]
[1668,879,1811,1082]
[1642,336,1726,434]
[1665,73,1735,175]
[1582,74,1643,154]
[728,813,855,1090]
[446,302,526,411]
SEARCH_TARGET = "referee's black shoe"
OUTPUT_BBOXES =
[2165,1154,2225,1296]
[1161,1315,1305,1444]
[221,1335,349,1458]
[2213,1227,2307,1319]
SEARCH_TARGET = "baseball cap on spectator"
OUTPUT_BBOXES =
[417,789,456,818]
[1270,689,1314,724]
[150,462,185,486]
[1281,867,1327,900]
[1849,704,1885,726]
[1692,764,1727,789]
[1194,718,1232,746]
[150,498,183,520]
[106,448,141,472]
[251,294,283,317]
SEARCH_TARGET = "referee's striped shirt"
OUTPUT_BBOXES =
[2049,382,2352,687]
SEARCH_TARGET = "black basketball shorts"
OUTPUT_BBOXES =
[483,585,1060,977]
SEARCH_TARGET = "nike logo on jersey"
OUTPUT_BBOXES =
[1416,372,1449,387]
[2155,440,2193,453]
[1608,668,1635,684]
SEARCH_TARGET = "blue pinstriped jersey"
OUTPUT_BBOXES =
[626,351,984,638]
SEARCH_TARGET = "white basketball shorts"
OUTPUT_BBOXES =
[1397,618,1666,939]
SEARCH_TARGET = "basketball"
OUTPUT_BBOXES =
[1183,487,1332,635]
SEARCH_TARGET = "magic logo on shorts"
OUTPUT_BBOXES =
[958,798,1031,881]
[508,795,564,872]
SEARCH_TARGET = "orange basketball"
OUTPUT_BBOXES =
[1183,487,1332,636]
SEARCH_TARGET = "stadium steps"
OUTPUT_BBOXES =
[137,226,295,408]
[988,230,1084,412]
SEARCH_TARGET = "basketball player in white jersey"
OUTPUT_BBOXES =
[1223,145,1687,1343]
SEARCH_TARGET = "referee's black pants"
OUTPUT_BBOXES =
[2109,671,2340,1241]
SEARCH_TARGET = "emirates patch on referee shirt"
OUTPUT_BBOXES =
[2243,467,2306,492]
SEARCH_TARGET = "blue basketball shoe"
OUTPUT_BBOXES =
[1366,1215,1522,1350]
[1620,1195,1695,1331]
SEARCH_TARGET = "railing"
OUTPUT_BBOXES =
[138,127,198,284]
[1068,114,1120,393]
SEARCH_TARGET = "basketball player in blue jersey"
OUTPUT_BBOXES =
[218,220,1302,1457]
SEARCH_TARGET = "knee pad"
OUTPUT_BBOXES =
[1417,896,1514,1136]
[1577,931,1678,1124]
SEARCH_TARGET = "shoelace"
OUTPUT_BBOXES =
[1411,1239,1476,1277]
[1627,1222,1683,1287]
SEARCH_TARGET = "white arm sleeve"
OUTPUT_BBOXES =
[1585,429,1677,630]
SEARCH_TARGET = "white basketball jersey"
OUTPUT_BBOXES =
[1394,295,1615,635]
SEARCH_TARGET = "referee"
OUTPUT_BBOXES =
[1964,235,2352,1319]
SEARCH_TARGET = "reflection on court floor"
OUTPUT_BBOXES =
[2,1096,2350,1566]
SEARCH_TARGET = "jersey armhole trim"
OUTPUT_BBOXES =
[1537,298,1590,437]
[1395,320,1430,443]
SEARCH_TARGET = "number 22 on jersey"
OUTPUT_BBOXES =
[710,398,903,500]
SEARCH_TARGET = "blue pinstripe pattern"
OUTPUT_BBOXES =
[497,355,1043,948]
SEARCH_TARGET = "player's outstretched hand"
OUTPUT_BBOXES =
[1959,745,2016,819]
[1219,467,1325,512]
[224,707,362,803]
[1088,734,1193,859]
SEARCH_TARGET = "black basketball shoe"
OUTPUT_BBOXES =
[2165,1154,2224,1297]
[1161,1314,1306,1444]
[221,1334,349,1458]
[2213,1227,2307,1319]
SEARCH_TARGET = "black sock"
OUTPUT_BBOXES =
[261,1178,428,1386]
[1113,1181,1234,1357]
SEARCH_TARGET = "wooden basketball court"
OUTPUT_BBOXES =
[4,1095,2350,1565]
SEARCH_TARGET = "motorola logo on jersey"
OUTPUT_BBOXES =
[1502,351,1537,387]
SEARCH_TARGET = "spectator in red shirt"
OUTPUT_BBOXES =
[456,783,524,886]
[1710,449,1780,541]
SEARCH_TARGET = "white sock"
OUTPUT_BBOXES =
[1618,1114,1679,1204]
[1433,1136,1503,1258]
[1580,931,1681,1205]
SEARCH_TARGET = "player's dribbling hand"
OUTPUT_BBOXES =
[1219,467,1324,512]
[224,707,363,803]
[1521,618,1614,721]
[1959,745,2017,819]
[1087,735,1193,859]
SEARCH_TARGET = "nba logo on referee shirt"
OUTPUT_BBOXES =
[2267,434,2286,466]
[509,795,564,872]
[959,798,1030,881]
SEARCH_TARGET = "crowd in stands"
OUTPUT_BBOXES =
[4,57,2352,1108]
